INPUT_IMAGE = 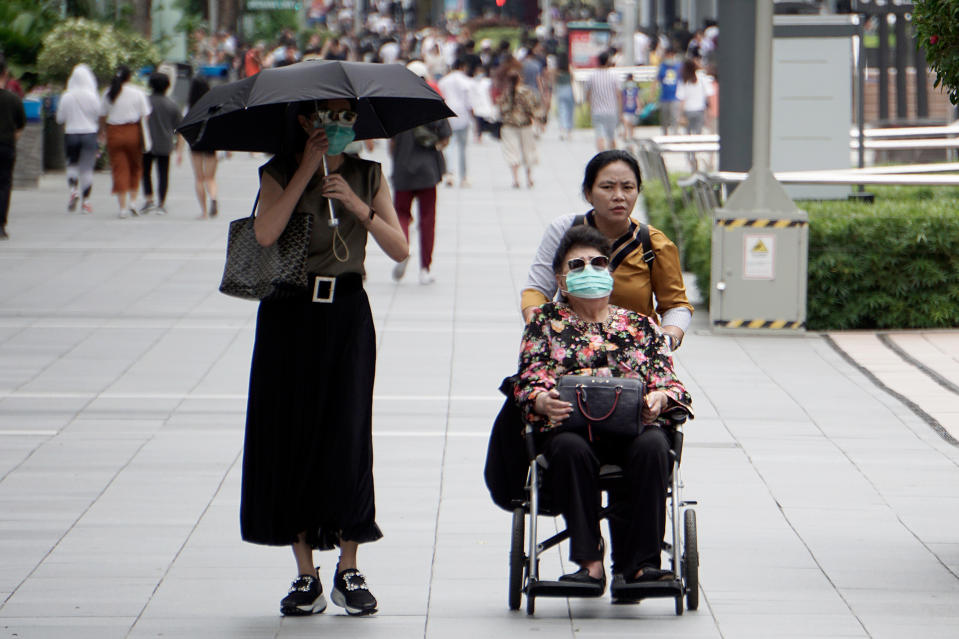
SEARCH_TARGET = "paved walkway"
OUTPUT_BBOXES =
[1,125,958,639]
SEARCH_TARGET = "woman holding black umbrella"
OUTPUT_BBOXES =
[240,97,408,618]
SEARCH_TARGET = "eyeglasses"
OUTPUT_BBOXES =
[312,108,358,126]
[567,256,610,272]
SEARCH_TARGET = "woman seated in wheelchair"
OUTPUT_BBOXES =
[514,224,692,592]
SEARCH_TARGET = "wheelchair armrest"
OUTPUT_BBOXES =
[662,405,691,426]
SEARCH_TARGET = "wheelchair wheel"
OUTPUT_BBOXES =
[684,509,699,611]
[509,507,525,611]
[526,591,535,615]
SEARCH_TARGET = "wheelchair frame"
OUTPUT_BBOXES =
[507,416,698,616]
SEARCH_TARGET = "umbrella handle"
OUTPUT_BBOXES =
[322,155,338,228]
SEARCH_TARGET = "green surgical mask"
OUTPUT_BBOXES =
[323,122,356,155]
[564,266,614,299]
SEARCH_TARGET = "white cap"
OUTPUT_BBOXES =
[480,38,492,49]
[406,60,428,79]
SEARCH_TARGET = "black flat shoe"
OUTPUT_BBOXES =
[627,567,675,583]
[559,567,606,591]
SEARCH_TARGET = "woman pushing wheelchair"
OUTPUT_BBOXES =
[513,224,692,594]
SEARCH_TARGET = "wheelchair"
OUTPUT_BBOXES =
[507,410,698,615]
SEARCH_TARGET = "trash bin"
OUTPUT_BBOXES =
[199,64,230,86]
[172,63,193,110]
[43,94,65,171]
[13,123,44,189]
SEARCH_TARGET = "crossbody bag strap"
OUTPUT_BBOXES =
[638,222,655,266]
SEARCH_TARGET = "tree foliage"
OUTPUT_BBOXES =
[913,0,959,104]
[36,18,162,86]
[0,0,61,76]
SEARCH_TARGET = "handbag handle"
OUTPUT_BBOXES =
[249,189,260,219]
[575,386,622,422]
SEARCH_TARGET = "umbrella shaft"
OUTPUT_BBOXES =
[322,155,338,227]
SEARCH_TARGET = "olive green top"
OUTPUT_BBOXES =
[262,153,382,276]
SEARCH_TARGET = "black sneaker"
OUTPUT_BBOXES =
[331,568,377,616]
[280,572,327,616]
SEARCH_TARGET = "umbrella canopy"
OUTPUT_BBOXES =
[177,60,455,153]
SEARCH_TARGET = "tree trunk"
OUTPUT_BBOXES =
[217,0,239,32]
[131,0,152,37]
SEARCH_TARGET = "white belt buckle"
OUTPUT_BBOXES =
[311,276,336,303]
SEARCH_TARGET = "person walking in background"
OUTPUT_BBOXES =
[140,72,182,215]
[185,77,219,219]
[585,51,621,152]
[496,68,540,189]
[437,58,473,187]
[0,60,26,239]
[389,110,451,285]
[552,53,575,141]
[656,47,682,135]
[620,73,641,142]
[100,65,151,219]
[676,58,713,136]
[470,64,500,143]
[56,63,100,214]
[676,57,714,170]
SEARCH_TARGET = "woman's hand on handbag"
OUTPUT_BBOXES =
[642,390,669,423]
[534,388,572,423]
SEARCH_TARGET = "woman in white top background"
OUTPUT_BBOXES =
[675,58,715,171]
[99,65,151,219]
[675,58,714,136]
[56,64,100,214]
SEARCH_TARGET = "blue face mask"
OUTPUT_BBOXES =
[564,265,614,299]
[322,122,356,156]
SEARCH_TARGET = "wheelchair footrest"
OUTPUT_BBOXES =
[610,579,684,600]
[527,579,605,598]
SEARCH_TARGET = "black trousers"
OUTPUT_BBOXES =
[0,143,14,230]
[142,153,170,204]
[543,426,670,577]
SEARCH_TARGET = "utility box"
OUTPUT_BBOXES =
[710,208,808,331]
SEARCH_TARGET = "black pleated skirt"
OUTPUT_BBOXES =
[239,284,383,549]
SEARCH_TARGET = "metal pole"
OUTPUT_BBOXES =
[354,0,363,37]
[751,0,773,199]
[542,0,552,38]
[856,15,866,172]
[622,0,636,66]
[207,0,217,31]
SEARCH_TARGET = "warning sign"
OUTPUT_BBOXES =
[743,234,775,279]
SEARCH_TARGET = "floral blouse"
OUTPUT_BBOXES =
[514,302,692,433]
[496,84,541,128]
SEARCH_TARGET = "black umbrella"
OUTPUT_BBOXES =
[177,60,455,153]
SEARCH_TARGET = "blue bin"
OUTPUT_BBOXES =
[199,65,229,79]
[23,99,42,122]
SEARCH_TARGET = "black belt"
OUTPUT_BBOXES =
[309,272,363,303]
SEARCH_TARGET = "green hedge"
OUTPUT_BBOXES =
[643,181,959,330]
[642,179,712,308]
[804,187,959,330]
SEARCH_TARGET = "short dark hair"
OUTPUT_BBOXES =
[149,72,170,94]
[598,51,610,67]
[582,150,642,198]
[552,225,611,274]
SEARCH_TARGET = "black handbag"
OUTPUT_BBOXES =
[218,190,313,300]
[412,123,440,148]
[556,375,645,439]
